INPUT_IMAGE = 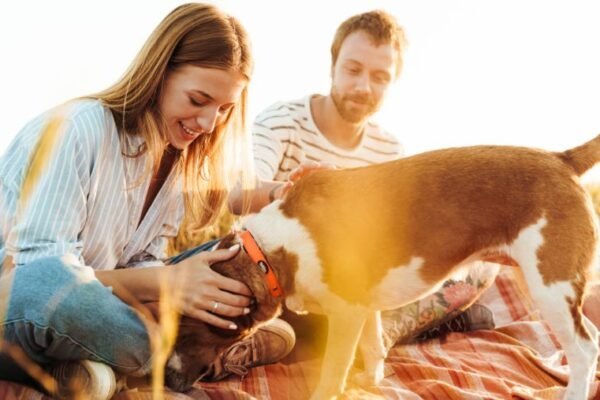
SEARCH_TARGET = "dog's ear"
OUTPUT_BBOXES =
[215,232,239,249]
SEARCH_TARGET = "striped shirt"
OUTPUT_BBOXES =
[0,100,183,270]
[252,95,403,180]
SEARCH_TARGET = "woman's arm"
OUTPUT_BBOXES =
[95,245,253,330]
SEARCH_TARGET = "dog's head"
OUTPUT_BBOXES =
[162,232,296,391]
[164,313,250,391]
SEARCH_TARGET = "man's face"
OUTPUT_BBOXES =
[331,30,398,124]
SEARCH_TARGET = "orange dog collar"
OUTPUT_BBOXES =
[239,230,284,298]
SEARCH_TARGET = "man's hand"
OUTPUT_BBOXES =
[288,160,336,183]
[270,161,337,200]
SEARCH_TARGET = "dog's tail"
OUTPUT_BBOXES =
[558,134,600,176]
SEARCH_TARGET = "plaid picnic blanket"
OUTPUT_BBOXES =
[2,267,599,399]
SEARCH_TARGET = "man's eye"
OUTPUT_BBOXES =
[373,74,390,84]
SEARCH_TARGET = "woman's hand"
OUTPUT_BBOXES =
[170,244,253,329]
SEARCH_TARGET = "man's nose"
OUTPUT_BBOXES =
[354,72,371,93]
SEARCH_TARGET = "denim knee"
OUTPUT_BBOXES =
[2,256,152,375]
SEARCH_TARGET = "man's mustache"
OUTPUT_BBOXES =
[344,93,375,106]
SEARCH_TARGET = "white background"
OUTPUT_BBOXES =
[1,0,599,182]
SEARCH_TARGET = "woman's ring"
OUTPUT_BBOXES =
[212,300,219,312]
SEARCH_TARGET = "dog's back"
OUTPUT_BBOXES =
[247,135,600,399]
[280,138,599,305]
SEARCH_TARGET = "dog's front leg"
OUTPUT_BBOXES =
[310,306,368,400]
[354,311,386,387]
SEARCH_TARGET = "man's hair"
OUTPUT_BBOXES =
[331,10,407,78]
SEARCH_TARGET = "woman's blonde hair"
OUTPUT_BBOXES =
[93,3,254,230]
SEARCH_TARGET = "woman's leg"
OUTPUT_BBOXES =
[0,256,152,378]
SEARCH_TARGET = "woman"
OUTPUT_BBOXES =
[0,3,294,399]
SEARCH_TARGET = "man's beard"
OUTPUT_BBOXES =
[331,87,379,124]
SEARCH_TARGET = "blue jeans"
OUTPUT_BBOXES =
[0,241,220,382]
[0,256,152,378]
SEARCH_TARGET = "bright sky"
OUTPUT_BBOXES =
[1,0,599,182]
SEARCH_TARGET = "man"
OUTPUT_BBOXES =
[253,10,403,191]
[248,10,497,352]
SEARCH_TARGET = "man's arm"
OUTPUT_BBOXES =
[228,179,287,215]
[228,101,293,214]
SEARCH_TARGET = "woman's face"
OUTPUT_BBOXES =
[159,64,247,150]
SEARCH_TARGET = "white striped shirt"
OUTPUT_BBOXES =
[252,95,403,180]
[0,100,183,270]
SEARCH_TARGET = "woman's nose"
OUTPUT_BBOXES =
[195,109,218,134]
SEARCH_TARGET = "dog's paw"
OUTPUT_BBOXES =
[352,371,379,388]
[309,387,339,400]
[356,359,385,386]
[373,360,385,382]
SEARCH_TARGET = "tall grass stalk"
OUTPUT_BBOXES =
[0,110,68,394]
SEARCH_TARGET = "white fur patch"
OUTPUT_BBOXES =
[167,351,183,372]
[368,257,434,310]
[509,217,546,283]
[509,216,599,398]
[243,201,351,313]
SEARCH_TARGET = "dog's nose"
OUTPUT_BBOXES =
[165,367,194,392]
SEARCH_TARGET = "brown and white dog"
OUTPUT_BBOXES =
[169,136,600,399]
[153,237,293,391]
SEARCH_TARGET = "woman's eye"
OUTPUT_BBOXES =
[190,97,205,107]
[219,105,234,114]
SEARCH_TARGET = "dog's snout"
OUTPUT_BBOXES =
[165,366,204,392]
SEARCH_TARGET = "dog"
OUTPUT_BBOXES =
[166,135,600,399]
[143,233,292,391]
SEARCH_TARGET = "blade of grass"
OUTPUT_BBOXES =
[0,109,68,394]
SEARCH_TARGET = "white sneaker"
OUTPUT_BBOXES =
[49,360,117,400]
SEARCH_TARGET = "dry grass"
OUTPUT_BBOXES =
[167,208,238,256]
[149,270,181,399]
[0,112,68,395]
